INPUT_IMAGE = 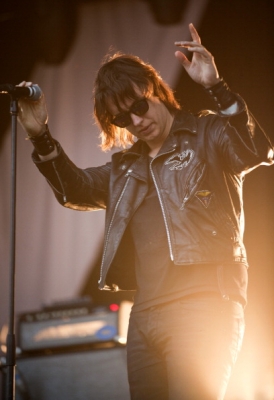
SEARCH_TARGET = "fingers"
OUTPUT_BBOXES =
[174,51,191,70]
[175,42,202,50]
[175,35,212,63]
[174,41,188,48]
[175,51,188,62]
[175,42,210,62]
[17,81,34,87]
[174,22,201,48]
[188,23,201,44]
[176,43,209,55]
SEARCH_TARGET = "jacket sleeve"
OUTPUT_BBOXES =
[32,141,111,211]
[206,97,274,174]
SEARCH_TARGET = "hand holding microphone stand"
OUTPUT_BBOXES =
[0,84,41,400]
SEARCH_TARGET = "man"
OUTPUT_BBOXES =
[18,24,273,399]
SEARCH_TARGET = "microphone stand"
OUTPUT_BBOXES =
[2,95,19,400]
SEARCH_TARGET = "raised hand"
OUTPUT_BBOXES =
[175,23,220,88]
[17,81,48,136]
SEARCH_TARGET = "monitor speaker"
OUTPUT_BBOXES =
[15,346,130,400]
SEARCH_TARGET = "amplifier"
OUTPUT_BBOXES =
[17,300,132,352]
[15,346,130,400]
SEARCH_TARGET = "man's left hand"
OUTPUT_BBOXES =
[175,23,220,88]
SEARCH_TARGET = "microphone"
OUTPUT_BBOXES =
[0,84,42,101]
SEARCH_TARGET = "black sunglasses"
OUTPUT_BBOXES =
[111,98,149,128]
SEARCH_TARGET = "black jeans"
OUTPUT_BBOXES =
[127,295,245,400]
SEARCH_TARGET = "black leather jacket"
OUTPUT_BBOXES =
[33,102,273,291]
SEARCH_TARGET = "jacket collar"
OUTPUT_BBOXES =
[170,109,197,135]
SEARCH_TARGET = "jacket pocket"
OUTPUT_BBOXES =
[180,162,206,210]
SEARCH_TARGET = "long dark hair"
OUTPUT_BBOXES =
[94,53,181,151]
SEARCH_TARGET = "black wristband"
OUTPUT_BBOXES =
[29,126,55,156]
[204,79,238,110]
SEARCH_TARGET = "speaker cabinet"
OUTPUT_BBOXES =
[16,346,130,400]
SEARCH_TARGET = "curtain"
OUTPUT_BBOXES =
[0,0,208,324]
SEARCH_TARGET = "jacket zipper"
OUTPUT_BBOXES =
[149,152,175,261]
[98,175,131,288]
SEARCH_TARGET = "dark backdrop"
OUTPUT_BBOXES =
[185,0,274,337]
